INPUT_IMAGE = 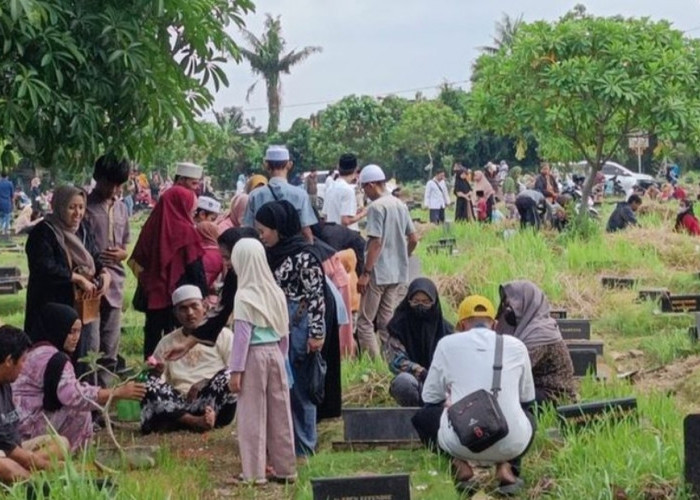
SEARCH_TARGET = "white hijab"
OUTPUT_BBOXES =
[231,238,289,337]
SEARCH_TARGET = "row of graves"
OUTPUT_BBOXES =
[313,274,700,500]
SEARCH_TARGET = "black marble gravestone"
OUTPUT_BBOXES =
[566,340,604,356]
[569,349,597,377]
[557,397,637,428]
[684,414,700,499]
[601,277,638,289]
[550,309,568,319]
[662,295,700,313]
[556,319,591,340]
[343,408,420,442]
[312,473,411,500]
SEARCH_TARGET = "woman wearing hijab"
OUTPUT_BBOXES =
[129,185,207,358]
[255,200,327,457]
[25,185,111,369]
[217,193,248,234]
[245,174,268,194]
[196,221,224,294]
[228,238,296,485]
[471,170,496,223]
[13,304,145,452]
[386,278,453,407]
[453,165,474,222]
[675,199,700,235]
[496,280,576,405]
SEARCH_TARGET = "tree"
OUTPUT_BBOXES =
[240,14,322,134]
[391,100,463,177]
[478,12,524,54]
[310,95,395,168]
[470,13,700,214]
[0,0,254,172]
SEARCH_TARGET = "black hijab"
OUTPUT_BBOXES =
[387,278,453,369]
[255,200,325,270]
[29,303,79,412]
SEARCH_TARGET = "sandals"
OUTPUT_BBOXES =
[225,474,268,487]
[498,477,524,496]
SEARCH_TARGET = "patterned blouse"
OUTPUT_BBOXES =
[273,251,326,340]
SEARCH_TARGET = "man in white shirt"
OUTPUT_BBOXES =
[413,295,535,496]
[322,154,366,232]
[143,285,236,434]
[423,169,450,224]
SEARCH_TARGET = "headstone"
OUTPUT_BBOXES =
[557,397,637,428]
[569,349,597,377]
[550,309,567,319]
[438,237,456,247]
[427,244,451,255]
[566,340,604,356]
[684,414,700,499]
[689,313,700,343]
[637,288,670,303]
[343,408,419,442]
[0,267,21,295]
[556,319,591,340]
[662,295,700,313]
[312,474,411,500]
[601,277,638,289]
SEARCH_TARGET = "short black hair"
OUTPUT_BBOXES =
[435,168,445,175]
[266,160,288,171]
[0,326,31,362]
[0,170,7,178]
[94,154,130,184]
[338,153,357,171]
[627,194,643,205]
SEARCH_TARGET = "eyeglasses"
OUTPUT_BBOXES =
[409,298,434,308]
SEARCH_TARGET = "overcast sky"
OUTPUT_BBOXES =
[209,1,700,130]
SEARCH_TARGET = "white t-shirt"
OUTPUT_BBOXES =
[323,178,358,231]
[422,327,535,463]
[423,179,450,209]
[153,327,233,395]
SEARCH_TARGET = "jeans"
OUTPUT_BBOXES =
[390,372,423,407]
[288,300,317,457]
[0,211,11,235]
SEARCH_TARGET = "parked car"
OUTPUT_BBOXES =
[575,160,656,194]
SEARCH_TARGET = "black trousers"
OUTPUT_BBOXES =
[412,404,537,477]
[429,208,445,224]
[144,308,176,359]
[516,197,541,230]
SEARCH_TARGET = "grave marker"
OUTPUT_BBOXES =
[557,397,637,428]
[566,340,604,356]
[637,288,670,303]
[661,295,700,313]
[0,267,22,295]
[601,277,638,289]
[550,309,567,319]
[426,244,452,255]
[343,408,419,442]
[684,414,700,499]
[556,319,591,340]
[312,474,411,500]
[569,349,597,377]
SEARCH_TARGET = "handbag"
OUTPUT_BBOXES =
[447,333,509,453]
[307,351,327,406]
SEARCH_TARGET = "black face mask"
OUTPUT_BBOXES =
[503,307,517,327]
[411,304,431,318]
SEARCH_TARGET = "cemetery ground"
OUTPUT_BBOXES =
[2,201,700,498]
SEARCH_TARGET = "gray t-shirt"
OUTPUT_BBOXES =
[243,177,318,228]
[365,194,415,286]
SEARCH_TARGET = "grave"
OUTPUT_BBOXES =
[550,309,567,319]
[684,414,700,499]
[557,397,637,428]
[556,319,591,340]
[601,277,638,289]
[661,294,700,313]
[437,237,456,247]
[311,473,411,500]
[637,288,670,304]
[566,339,604,356]
[426,244,452,255]
[0,267,22,295]
[688,313,700,343]
[569,349,597,377]
[342,408,419,442]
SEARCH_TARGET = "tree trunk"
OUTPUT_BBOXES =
[578,161,601,222]
[266,78,280,135]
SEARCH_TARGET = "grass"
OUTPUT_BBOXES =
[1,199,700,497]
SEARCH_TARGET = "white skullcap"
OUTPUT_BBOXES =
[171,285,203,306]
[358,164,386,185]
[264,145,290,162]
[196,196,221,214]
[175,162,203,179]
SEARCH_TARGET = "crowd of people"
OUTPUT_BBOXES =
[0,147,696,493]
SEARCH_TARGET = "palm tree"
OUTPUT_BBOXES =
[240,15,322,134]
[478,13,524,54]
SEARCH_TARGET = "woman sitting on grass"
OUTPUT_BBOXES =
[495,280,576,405]
[13,304,146,452]
[675,199,700,236]
[228,238,296,485]
[386,278,453,407]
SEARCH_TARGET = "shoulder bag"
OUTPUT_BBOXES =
[447,333,509,452]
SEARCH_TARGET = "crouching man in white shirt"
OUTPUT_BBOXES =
[412,295,536,496]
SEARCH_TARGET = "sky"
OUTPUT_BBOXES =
[209,0,700,131]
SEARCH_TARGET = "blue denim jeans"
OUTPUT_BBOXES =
[0,211,11,234]
[288,300,317,457]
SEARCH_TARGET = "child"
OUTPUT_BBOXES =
[475,190,488,222]
[228,238,296,484]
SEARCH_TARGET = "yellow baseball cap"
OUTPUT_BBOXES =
[458,295,496,322]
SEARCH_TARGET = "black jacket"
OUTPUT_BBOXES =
[315,222,366,275]
[24,220,103,333]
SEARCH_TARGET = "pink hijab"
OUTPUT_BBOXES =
[218,193,248,233]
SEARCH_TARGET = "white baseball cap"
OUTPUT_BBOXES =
[358,164,386,185]
[264,145,290,162]
[175,162,203,179]
[171,285,203,306]
[197,196,221,214]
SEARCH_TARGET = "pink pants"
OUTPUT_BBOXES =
[237,344,296,481]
